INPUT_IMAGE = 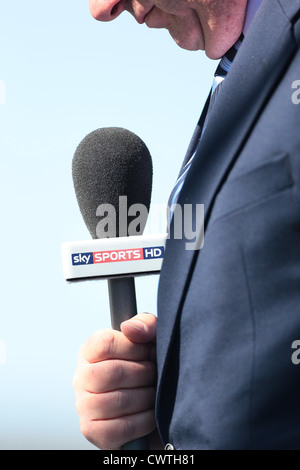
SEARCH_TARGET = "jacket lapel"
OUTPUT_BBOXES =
[157,0,299,393]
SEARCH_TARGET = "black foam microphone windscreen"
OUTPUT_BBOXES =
[72,127,152,239]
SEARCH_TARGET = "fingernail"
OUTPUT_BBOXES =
[124,319,146,333]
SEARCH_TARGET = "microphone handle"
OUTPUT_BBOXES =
[107,277,149,450]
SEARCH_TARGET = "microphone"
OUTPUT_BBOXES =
[72,127,152,240]
[72,127,153,450]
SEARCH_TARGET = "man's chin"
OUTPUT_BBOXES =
[171,34,204,52]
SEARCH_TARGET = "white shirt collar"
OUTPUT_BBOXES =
[243,0,263,35]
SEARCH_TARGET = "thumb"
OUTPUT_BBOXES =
[120,313,157,344]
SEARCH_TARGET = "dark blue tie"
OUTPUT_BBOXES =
[169,35,244,212]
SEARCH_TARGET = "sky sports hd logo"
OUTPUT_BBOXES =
[72,246,164,266]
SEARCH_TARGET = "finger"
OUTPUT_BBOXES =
[76,359,157,393]
[76,386,156,420]
[80,329,153,364]
[121,313,157,344]
[80,409,157,450]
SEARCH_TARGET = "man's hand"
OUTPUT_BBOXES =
[73,313,158,450]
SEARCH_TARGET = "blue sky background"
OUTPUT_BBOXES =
[0,1,216,449]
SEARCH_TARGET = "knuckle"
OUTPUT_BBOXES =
[111,359,126,382]
[89,360,125,393]
[95,420,124,450]
[80,329,117,363]
[100,424,122,450]
[115,389,132,413]
[79,418,94,442]
[79,418,101,448]
[120,416,137,442]
[74,391,92,417]
[97,330,116,359]
[100,360,125,391]
[79,418,117,450]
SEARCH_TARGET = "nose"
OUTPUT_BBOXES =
[89,0,126,22]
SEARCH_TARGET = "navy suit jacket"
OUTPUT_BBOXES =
[156,0,300,449]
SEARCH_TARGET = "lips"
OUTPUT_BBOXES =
[137,6,155,24]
